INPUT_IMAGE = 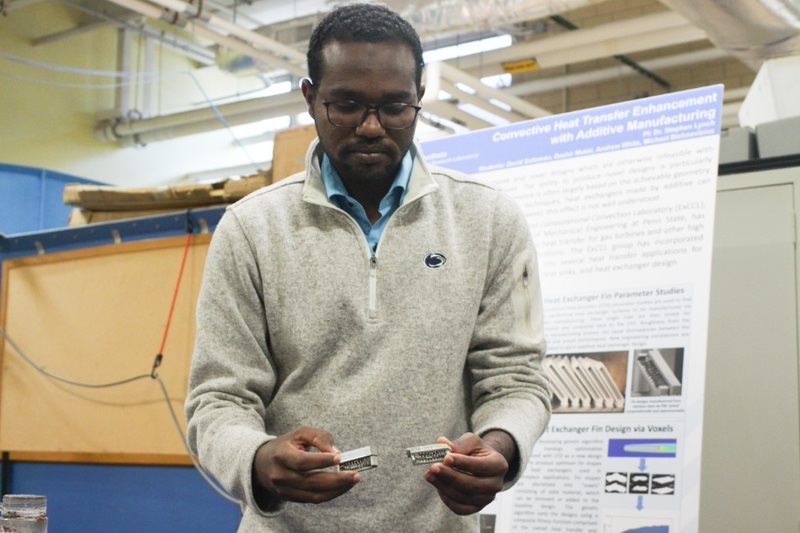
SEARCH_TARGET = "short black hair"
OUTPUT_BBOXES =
[307,3,425,89]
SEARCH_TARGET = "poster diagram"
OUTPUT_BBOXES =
[631,348,683,397]
[602,514,674,533]
[422,85,722,532]
[545,351,628,413]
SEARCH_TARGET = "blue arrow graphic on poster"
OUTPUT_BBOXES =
[637,495,644,511]
[639,458,647,472]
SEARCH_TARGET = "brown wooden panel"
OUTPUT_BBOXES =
[0,234,211,464]
[8,451,192,466]
[272,124,316,183]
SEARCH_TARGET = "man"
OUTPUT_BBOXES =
[185,4,550,531]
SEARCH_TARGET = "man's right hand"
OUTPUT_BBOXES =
[252,426,360,504]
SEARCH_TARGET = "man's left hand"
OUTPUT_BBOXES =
[423,431,516,515]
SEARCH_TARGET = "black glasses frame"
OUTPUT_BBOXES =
[322,100,422,130]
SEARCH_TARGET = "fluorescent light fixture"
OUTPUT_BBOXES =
[438,90,453,100]
[423,34,512,63]
[457,103,510,127]
[454,82,476,95]
[489,98,512,112]
[481,73,512,89]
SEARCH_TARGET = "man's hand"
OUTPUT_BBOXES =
[424,431,516,515]
[252,426,360,505]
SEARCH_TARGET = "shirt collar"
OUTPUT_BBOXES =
[321,152,413,211]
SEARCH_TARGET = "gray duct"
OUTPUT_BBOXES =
[659,0,800,67]
[382,0,608,37]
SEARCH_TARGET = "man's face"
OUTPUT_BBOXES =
[302,40,424,187]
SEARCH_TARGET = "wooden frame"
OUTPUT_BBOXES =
[0,234,211,464]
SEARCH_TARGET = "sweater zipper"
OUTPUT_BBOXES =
[310,185,435,321]
[366,191,427,320]
[368,256,378,318]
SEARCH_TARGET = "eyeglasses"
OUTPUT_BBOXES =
[322,100,422,130]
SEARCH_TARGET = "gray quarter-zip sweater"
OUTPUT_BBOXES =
[185,140,551,532]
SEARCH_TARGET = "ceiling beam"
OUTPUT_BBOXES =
[438,62,551,118]
[439,79,525,124]
[537,25,706,70]
[506,48,728,97]
[455,11,706,77]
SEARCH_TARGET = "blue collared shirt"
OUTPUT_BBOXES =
[321,152,412,254]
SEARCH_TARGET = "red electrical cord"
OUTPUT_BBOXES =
[153,231,193,376]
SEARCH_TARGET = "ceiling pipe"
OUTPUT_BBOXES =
[101,91,497,146]
[101,59,533,145]
[387,0,609,38]
[96,90,304,143]
[55,0,216,64]
[201,0,263,30]
[107,95,491,146]
[660,0,800,67]
[102,0,306,75]
[142,0,305,63]
[211,0,326,31]
[114,101,309,146]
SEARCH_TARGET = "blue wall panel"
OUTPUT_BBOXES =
[0,165,45,235]
[0,164,102,235]
[8,462,241,532]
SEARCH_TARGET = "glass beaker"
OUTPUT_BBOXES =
[0,494,47,533]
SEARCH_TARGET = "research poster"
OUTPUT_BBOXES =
[421,85,723,533]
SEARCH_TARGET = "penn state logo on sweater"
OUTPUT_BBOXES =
[424,252,446,268]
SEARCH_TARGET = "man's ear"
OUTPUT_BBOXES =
[300,77,316,118]
[417,84,426,103]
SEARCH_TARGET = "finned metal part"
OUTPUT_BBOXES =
[405,444,451,465]
[336,446,378,472]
